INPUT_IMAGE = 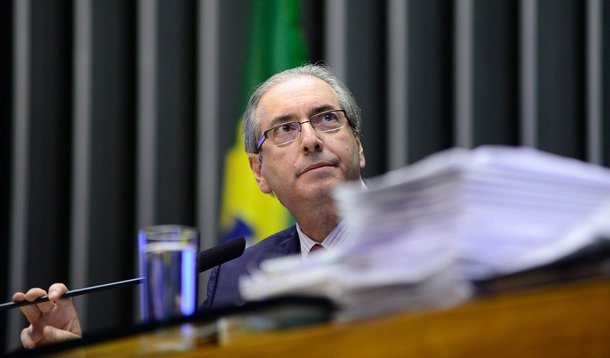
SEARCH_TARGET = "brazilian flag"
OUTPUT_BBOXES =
[220,0,308,244]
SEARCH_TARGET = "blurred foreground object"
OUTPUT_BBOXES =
[240,146,610,321]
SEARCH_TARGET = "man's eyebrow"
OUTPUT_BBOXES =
[268,114,295,127]
[310,105,337,116]
[268,105,339,127]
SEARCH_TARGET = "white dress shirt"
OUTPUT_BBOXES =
[295,180,366,257]
[296,220,348,257]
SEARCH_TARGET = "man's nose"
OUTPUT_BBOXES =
[299,121,323,153]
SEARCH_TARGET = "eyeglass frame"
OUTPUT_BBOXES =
[255,109,349,153]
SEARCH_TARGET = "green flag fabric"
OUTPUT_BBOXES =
[220,0,308,243]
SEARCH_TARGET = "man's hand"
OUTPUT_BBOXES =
[12,283,82,349]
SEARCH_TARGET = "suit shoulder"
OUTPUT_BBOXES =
[201,225,299,309]
[239,225,299,262]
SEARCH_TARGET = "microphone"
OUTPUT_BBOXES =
[0,236,247,311]
[198,236,246,273]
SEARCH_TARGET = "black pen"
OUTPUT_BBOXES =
[0,277,144,311]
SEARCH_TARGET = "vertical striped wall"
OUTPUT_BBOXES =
[1,0,608,352]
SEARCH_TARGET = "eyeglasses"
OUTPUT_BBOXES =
[256,109,347,152]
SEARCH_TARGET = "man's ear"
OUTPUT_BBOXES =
[248,153,272,194]
[354,131,366,170]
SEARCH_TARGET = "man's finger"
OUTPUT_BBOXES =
[20,327,36,350]
[47,283,70,306]
[13,291,43,324]
[17,304,42,324]
[11,291,25,302]
[43,325,81,343]
[48,283,69,297]
[23,287,47,302]
[36,300,55,314]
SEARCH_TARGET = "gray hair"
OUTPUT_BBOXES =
[243,64,362,153]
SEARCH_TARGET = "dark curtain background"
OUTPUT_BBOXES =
[2,0,609,352]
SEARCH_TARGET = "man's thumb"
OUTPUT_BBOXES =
[43,325,81,343]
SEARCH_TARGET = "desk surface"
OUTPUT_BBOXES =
[46,278,610,357]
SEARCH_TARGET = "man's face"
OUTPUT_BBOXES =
[248,76,366,209]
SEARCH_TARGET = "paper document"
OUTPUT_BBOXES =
[239,146,610,321]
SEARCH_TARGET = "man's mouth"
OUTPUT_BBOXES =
[300,162,334,176]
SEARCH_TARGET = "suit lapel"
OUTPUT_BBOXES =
[263,225,300,261]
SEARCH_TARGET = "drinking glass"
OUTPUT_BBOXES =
[138,225,199,322]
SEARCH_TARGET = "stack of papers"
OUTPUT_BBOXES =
[336,146,610,280]
[239,146,610,321]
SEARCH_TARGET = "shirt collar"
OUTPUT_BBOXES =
[296,220,347,258]
[295,179,366,257]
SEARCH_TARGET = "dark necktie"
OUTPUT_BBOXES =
[309,244,324,254]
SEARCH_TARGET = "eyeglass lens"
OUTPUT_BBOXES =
[270,110,345,146]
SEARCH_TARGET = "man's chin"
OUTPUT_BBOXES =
[302,178,341,199]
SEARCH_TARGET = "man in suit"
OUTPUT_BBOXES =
[204,64,366,309]
[12,64,366,348]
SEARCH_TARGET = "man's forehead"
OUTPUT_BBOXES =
[257,76,340,122]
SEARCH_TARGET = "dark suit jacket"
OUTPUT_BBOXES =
[201,225,300,310]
